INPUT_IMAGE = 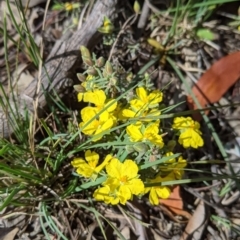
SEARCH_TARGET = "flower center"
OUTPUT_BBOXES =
[89,161,96,168]
[120,175,128,183]
[93,120,100,128]
[144,132,152,139]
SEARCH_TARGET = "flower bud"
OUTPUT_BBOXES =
[110,77,118,86]
[80,46,93,66]
[98,17,114,34]
[126,72,133,82]
[147,38,164,51]
[104,61,113,76]
[133,0,141,14]
[96,57,105,68]
[65,2,73,11]
[87,67,98,76]
[133,143,149,153]
[74,84,85,93]
[126,145,135,153]
[77,73,86,82]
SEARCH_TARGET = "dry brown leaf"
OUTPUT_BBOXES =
[180,197,209,240]
[161,186,183,209]
[160,186,191,219]
[1,227,19,240]
[187,51,240,120]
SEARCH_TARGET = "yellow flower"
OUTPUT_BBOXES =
[64,2,80,11]
[144,175,173,205]
[122,108,161,121]
[83,89,117,113]
[173,156,187,179]
[130,87,163,110]
[172,117,204,148]
[71,150,112,179]
[160,152,187,179]
[122,87,162,121]
[77,92,84,102]
[113,103,127,121]
[126,121,164,148]
[93,185,119,205]
[64,2,73,11]
[93,158,144,205]
[98,16,114,34]
[77,75,95,102]
[80,107,114,141]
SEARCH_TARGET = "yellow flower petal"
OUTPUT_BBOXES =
[77,92,83,102]
[122,109,136,118]
[103,177,120,191]
[126,121,164,148]
[133,87,163,109]
[126,124,143,142]
[93,186,110,201]
[71,158,95,178]
[173,116,204,148]
[109,196,120,205]
[149,188,159,205]
[95,154,113,173]
[84,89,106,107]
[148,90,163,105]
[105,99,117,112]
[145,121,159,133]
[136,87,147,102]
[148,134,164,148]
[80,106,114,140]
[76,166,95,178]
[65,2,73,11]
[85,150,99,165]
[79,120,97,135]
[93,118,113,140]
[71,158,85,167]
[128,179,144,195]
[106,158,122,179]
[155,186,171,199]
[144,186,150,194]
[145,175,173,205]
[179,129,204,148]
[81,107,96,122]
[72,150,111,179]
[118,185,132,204]
[95,158,144,205]
[178,157,187,168]
[130,99,146,110]
[122,159,139,179]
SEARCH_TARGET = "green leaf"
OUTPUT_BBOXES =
[196,28,215,40]
[75,176,107,192]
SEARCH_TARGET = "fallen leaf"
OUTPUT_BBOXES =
[161,186,183,209]
[159,204,189,223]
[160,186,191,219]
[187,51,240,120]
[0,227,19,240]
[180,197,209,240]
[196,28,215,41]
